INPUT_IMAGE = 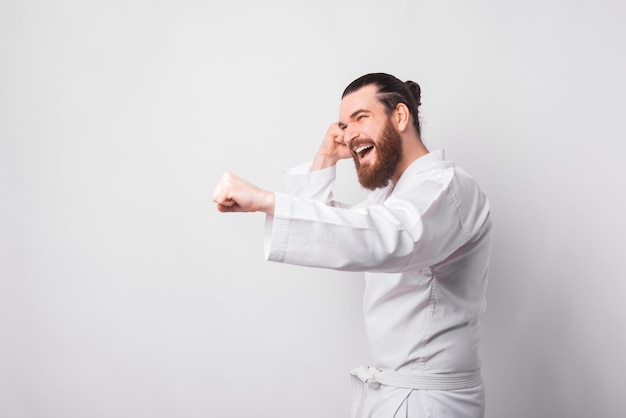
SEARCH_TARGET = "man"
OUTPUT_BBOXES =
[212,73,492,418]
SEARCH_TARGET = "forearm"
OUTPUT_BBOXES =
[311,152,340,171]
[258,191,276,215]
[281,161,339,205]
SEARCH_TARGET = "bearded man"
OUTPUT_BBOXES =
[212,73,492,418]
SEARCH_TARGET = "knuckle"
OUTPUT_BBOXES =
[221,172,236,185]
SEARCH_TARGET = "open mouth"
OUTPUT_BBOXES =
[354,144,374,160]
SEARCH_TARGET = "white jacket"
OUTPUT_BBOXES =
[264,150,492,417]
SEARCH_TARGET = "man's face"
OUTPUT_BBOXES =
[338,85,403,190]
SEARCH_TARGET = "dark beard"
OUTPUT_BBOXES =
[353,119,403,190]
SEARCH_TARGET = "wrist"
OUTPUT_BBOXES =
[311,153,339,171]
[262,191,276,215]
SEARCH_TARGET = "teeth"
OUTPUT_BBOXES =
[355,145,374,154]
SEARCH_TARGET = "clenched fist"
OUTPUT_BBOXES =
[212,172,275,215]
[311,123,352,170]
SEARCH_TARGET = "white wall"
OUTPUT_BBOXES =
[1,1,625,417]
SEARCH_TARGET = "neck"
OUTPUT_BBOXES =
[391,136,429,184]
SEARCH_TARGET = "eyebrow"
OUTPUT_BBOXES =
[338,108,370,129]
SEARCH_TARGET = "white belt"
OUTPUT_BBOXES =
[350,365,482,418]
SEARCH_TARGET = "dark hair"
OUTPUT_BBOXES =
[342,73,422,136]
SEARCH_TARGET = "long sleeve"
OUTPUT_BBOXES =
[264,151,490,274]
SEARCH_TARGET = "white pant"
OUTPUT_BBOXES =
[350,366,485,418]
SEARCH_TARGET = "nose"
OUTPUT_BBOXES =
[343,123,359,146]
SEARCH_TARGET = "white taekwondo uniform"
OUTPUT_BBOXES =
[264,150,492,418]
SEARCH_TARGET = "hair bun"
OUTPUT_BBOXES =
[405,80,421,106]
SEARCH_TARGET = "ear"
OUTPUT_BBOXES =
[394,103,411,132]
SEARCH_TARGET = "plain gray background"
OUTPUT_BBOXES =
[2,1,625,417]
